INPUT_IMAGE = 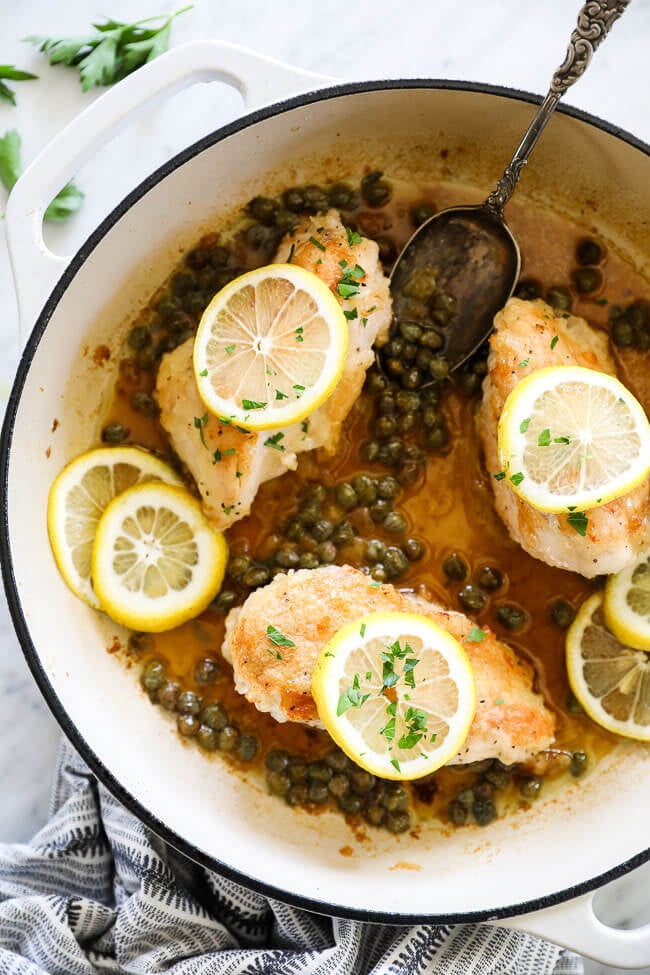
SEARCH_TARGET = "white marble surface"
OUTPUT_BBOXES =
[0,1,649,971]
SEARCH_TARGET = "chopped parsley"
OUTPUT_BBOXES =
[212,447,236,465]
[264,432,285,451]
[554,436,570,444]
[550,335,559,350]
[225,344,236,356]
[344,308,358,321]
[267,649,283,660]
[295,326,304,343]
[493,471,506,481]
[241,399,266,410]
[519,418,530,434]
[309,235,326,251]
[510,472,525,487]
[519,358,529,368]
[193,413,208,448]
[266,624,295,648]
[360,623,366,637]
[221,503,233,515]
[345,227,362,246]
[495,697,504,706]
[467,627,486,642]
[287,243,295,263]
[275,389,289,400]
[337,258,365,299]
[293,383,305,394]
[337,673,370,716]
[390,758,401,773]
[537,428,551,447]
[567,510,589,536]
[199,368,208,377]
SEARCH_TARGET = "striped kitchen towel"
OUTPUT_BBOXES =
[0,738,581,974]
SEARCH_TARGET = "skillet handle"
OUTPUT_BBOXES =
[499,889,650,969]
[5,40,332,340]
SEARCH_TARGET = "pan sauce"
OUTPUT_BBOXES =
[103,176,650,828]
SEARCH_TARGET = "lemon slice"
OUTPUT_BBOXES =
[497,365,650,513]
[312,611,476,780]
[92,482,227,633]
[48,446,183,608]
[566,592,650,741]
[193,263,348,431]
[604,547,650,650]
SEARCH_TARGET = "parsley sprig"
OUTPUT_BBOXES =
[0,65,38,105]
[25,7,192,92]
[0,129,84,221]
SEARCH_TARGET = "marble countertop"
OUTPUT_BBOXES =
[1,1,649,972]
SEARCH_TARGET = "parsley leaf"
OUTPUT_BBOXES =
[25,7,192,92]
[550,335,559,350]
[345,227,362,246]
[510,472,525,487]
[308,234,325,251]
[242,399,266,410]
[567,510,589,536]
[264,432,285,451]
[537,428,551,447]
[467,627,485,642]
[0,65,38,105]
[44,181,85,222]
[193,412,208,448]
[493,471,506,481]
[519,418,530,434]
[0,129,21,192]
[266,624,295,648]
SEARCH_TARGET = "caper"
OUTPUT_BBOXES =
[383,511,407,534]
[430,291,457,326]
[572,267,602,294]
[570,751,588,777]
[101,422,128,444]
[375,415,398,439]
[361,440,380,462]
[332,521,355,547]
[477,566,503,592]
[186,244,211,270]
[610,317,634,347]
[473,780,494,801]
[397,461,420,488]
[546,285,572,311]
[567,690,584,714]
[411,202,436,226]
[519,776,542,799]
[297,504,321,528]
[141,659,165,692]
[157,680,180,711]
[515,278,543,300]
[283,780,306,804]
[350,769,375,794]
[378,392,397,416]
[385,811,411,833]
[365,805,386,827]
[352,474,377,505]
[299,552,319,570]
[414,349,434,373]
[302,185,330,213]
[335,482,358,510]
[228,555,251,580]
[448,800,468,825]
[212,590,237,613]
[496,604,527,631]
[325,749,350,772]
[403,537,425,561]
[274,208,296,231]
[628,300,649,329]
[472,797,497,826]
[576,237,603,266]
[399,321,423,344]
[308,761,333,783]
[243,566,272,589]
[176,690,201,715]
[426,426,448,450]
[131,391,158,417]
[419,327,444,350]
[219,726,240,752]
[247,195,278,226]
[401,367,422,390]
[308,781,330,804]
[194,657,221,685]
[170,271,194,297]
[382,783,408,812]
[376,236,397,265]
[328,182,355,209]
[268,771,290,796]
[135,345,157,370]
[486,767,511,790]
[371,564,388,582]
[366,370,387,394]
[361,171,392,207]
[365,539,386,564]
[385,547,409,578]
[384,357,404,378]
[197,724,219,751]
[549,598,575,629]
[377,439,404,466]
[198,701,229,733]
[376,475,400,500]
[458,585,487,612]
[177,713,199,737]
[443,553,468,581]
[317,541,337,564]
[283,187,306,212]
[370,499,392,522]
[245,223,269,250]
[128,324,151,349]
[274,547,300,569]
[265,748,290,773]
[311,519,334,542]
[288,759,308,783]
[129,632,149,655]
[428,357,449,382]
[328,773,350,798]
[338,792,362,814]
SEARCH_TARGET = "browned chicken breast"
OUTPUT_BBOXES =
[478,298,650,577]
[222,564,555,766]
[155,210,391,530]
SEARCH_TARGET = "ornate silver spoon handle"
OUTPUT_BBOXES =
[484,0,631,214]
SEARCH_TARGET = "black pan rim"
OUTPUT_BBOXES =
[2,75,649,927]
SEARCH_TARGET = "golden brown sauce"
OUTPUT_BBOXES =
[107,178,650,824]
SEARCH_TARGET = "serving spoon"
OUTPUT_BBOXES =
[389,0,631,372]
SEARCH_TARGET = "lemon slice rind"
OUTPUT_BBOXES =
[566,592,650,742]
[312,611,476,780]
[604,548,650,651]
[92,482,227,633]
[497,365,650,514]
[193,263,349,432]
[47,446,183,609]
